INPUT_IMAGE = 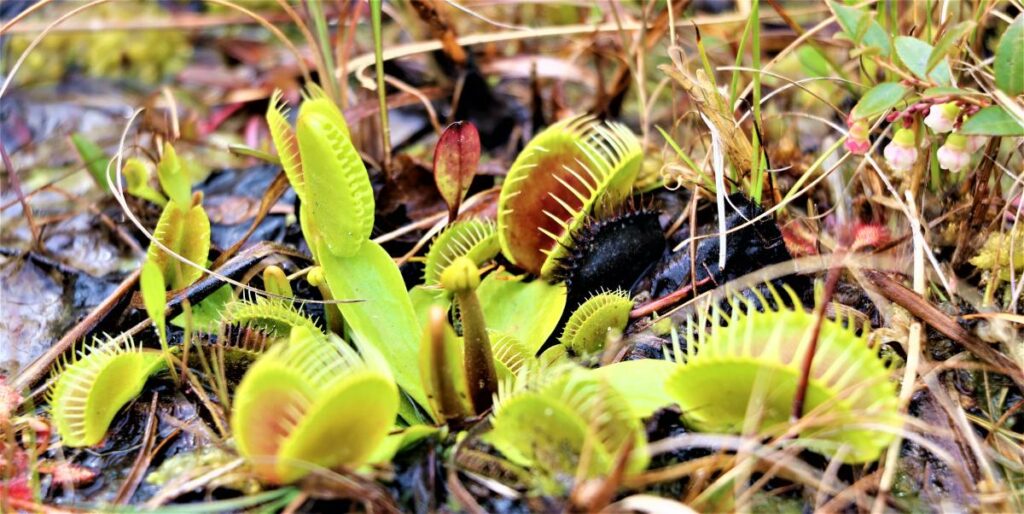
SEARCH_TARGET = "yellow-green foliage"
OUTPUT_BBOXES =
[970,226,1024,280]
[221,295,321,340]
[267,86,371,260]
[487,364,648,492]
[231,327,398,484]
[146,198,210,290]
[48,336,166,447]
[666,287,901,463]
[559,290,633,356]
[423,220,499,288]
[5,2,191,85]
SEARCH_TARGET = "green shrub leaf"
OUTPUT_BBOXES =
[995,14,1024,95]
[829,1,891,57]
[851,82,909,120]
[894,36,951,85]
[960,106,1024,136]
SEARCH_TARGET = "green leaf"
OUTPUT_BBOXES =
[156,143,191,207]
[851,82,909,120]
[171,284,232,332]
[995,14,1024,96]
[796,46,831,78]
[296,98,374,258]
[49,340,166,447]
[593,359,677,419]
[70,134,110,193]
[368,425,442,464]
[960,106,1024,136]
[894,36,951,85]
[123,159,168,206]
[145,201,211,290]
[829,1,891,57]
[140,260,167,331]
[317,240,429,413]
[477,270,567,354]
[920,86,984,98]
[926,21,975,74]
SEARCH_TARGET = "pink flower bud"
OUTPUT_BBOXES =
[923,102,959,133]
[937,133,970,173]
[883,128,918,173]
[844,120,871,155]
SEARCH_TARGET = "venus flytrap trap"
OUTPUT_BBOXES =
[231,326,398,484]
[497,115,643,279]
[423,220,499,292]
[665,286,901,463]
[48,336,166,448]
[486,363,648,494]
[559,290,632,357]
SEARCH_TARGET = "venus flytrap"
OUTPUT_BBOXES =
[665,285,901,463]
[266,86,429,414]
[48,336,167,447]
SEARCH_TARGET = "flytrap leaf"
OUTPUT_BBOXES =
[423,220,499,289]
[156,143,191,207]
[477,270,567,354]
[123,158,167,206]
[49,336,166,447]
[70,134,110,193]
[419,306,473,422]
[266,90,306,201]
[221,295,321,340]
[665,287,901,463]
[497,115,642,278]
[295,87,374,258]
[231,327,398,484]
[434,121,481,220]
[146,197,211,291]
[317,239,429,414]
[487,364,648,493]
[558,290,632,356]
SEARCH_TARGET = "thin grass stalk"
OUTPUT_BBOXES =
[305,0,340,104]
[369,0,392,174]
[750,0,766,205]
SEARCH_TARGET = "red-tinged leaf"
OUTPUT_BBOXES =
[433,121,481,220]
[37,460,98,486]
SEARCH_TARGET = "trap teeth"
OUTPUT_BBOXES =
[497,115,643,278]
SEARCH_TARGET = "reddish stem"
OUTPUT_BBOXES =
[630,276,714,319]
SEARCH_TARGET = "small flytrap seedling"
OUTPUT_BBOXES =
[497,115,643,279]
[231,326,398,484]
[559,290,632,357]
[144,143,211,292]
[48,336,166,447]
[665,286,901,463]
[423,220,499,291]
